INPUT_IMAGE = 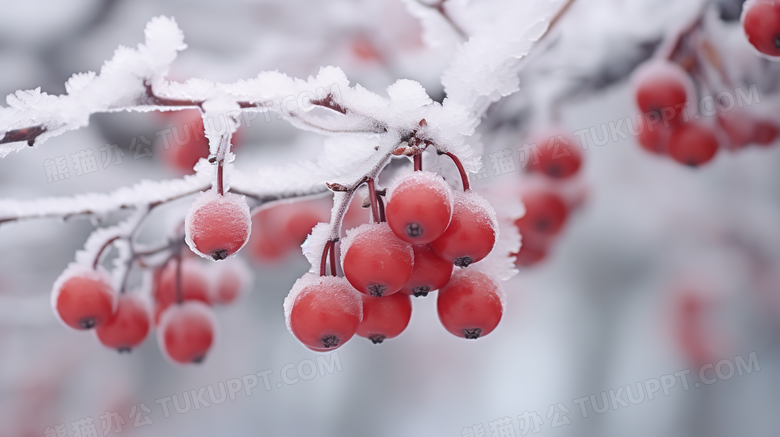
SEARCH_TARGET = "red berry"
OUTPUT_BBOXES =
[514,242,547,267]
[96,294,151,352]
[634,61,689,126]
[717,110,756,149]
[162,111,210,174]
[513,228,550,267]
[356,292,412,344]
[185,190,251,260]
[742,0,780,57]
[154,258,211,311]
[668,123,719,167]
[341,223,414,296]
[400,244,453,297]
[285,275,363,350]
[754,119,779,145]
[249,199,330,262]
[386,172,453,244]
[209,258,251,305]
[52,266,116,330]
[516,190,568,237]
[437,270,503,339]
[162,110,243,174]
[158,301,216,364]
[249,208,288,261]
[637,117,674,154]
[529,132,583,179]
[431,191,497,268]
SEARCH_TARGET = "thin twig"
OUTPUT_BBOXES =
[320,240,333,277]
[367,178,380,224]
[443,151,471,191]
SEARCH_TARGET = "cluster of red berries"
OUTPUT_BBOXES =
[633,58,778,167]
[514,130,584,267]
[285,168,506,350]
[52,256,249,365]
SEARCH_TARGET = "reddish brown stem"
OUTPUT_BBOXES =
[320,240,334,277]
[367,178,380,224]
[144,81,204,110]
[444,152,470,191]
[93,236,121,269]
[329,241,337,276]
[217,163,224,196]
[414,154,422,171]
[0,126,46,147]
[376,192,386,223]
[119,257,134,294]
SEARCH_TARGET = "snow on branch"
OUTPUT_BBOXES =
[0,171,211,225]
[437,0,558,120]
[0,16,474,163]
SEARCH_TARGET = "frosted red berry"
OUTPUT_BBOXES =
[437,270,503,339]
[154,258,211,311]
[742,0,780,57]
[668,123,719,167]
[356,292,413,344]
[634,62,689,126]
[341,223,414,297]
[531,133,583,179]
[400,244,453,297]
[516,190,568,237]
[386,172,453,244]
[285,275,363,351]
[431,191,497,268]
[53,267,116,330]
[96,294,151,352]
[186,190,251,260]
[158,301,216,364]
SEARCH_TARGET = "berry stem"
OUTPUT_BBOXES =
[413,153,422,171]
[329,241,337,276]
[320,240,334,277]
[367,178,380,224]
[119,257,134,294]
[376,191,386,223]
[662,6,704,61]
[216,162,225,196]
[93,236,121,269]
[443,152,471,191]
[213,132,233,196]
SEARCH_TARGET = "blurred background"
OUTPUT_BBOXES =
[1,0,780,436]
